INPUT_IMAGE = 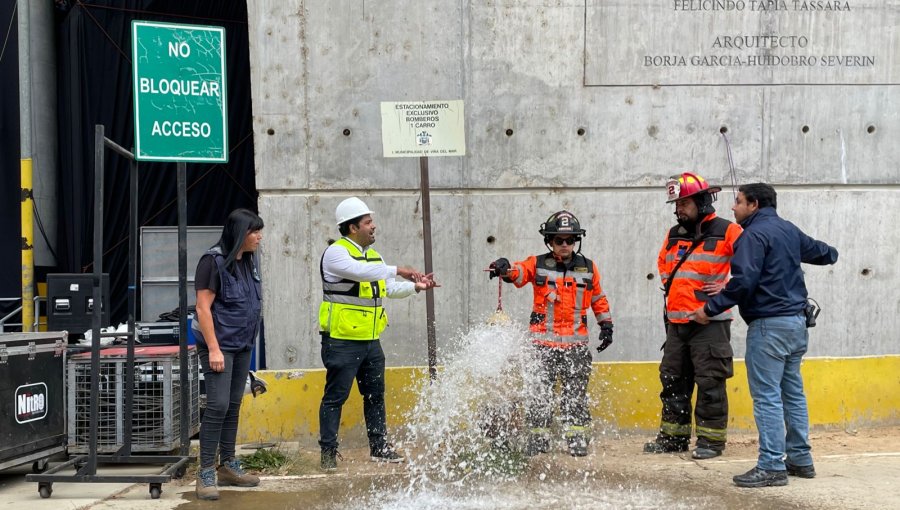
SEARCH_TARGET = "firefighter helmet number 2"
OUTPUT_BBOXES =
[667,182,680,199]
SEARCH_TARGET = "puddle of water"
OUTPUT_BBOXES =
[348,481,708,510]
[174,322,736,509]
[175,473,717,510]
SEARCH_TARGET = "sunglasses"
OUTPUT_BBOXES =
[552,237,580,246]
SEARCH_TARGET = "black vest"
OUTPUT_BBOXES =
[195,248,262,351]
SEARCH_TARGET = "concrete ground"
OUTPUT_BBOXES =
[2,427,899,509]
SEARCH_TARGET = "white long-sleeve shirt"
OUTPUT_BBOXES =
[321,238,417,299]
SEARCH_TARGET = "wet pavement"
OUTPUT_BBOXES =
[160,441,885,510]
[5,428,900,510]
[5,324,898,509]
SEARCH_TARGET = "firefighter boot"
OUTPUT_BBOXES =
[643,438,688,454]
[217,458,260,487]
[524,434,550,457]
[692,447,723,460]
[567,434,589,457]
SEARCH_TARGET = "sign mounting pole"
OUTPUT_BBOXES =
[131,19,228,451]
[381,100,466,381]
[418,156,437,380]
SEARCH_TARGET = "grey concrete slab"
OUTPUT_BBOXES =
[0,463,174,509]
[247,1,900,369]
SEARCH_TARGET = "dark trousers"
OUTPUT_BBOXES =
[526,343,592,431]
[656,321,734,450]
[318,334,387,452]
[198,345,252,468]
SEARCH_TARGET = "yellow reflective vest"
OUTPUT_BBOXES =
[318,238,388,340]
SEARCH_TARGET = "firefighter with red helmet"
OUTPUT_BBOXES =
[644,172,742,459]
[489,210,613,457]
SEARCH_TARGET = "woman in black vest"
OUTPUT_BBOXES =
[192,209,264,500]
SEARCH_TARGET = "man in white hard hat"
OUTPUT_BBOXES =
[317,197,438,472]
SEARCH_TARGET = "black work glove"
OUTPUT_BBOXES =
[489,258,511,279]
[597,322,614,352]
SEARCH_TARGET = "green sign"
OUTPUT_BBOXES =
[132,21,228,162]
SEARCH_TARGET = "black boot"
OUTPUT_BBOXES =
[320,448,340,472]
[691,447,723,460]
[567,434,588,457]
[785,462,816,478]
[643,440,688,454]
[733,467,788,488]
[524,435,550,457]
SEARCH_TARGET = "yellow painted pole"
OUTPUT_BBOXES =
[21,158,34,332]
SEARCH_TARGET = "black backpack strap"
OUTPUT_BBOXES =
[663,217,729,297]
[663,239,702,298]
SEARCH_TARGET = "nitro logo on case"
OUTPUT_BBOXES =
[15,383,48,423]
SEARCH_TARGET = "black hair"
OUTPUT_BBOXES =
[338,216,366,236]
[215,208,264,271]
[739,183,777,210]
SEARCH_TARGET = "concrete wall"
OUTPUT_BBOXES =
[247,1,900,370]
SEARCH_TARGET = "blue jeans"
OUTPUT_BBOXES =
[198,345,252,469]
[745,314,812,471]
[318,335,387,452]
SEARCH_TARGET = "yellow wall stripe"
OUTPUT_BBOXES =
[237,356,900,444]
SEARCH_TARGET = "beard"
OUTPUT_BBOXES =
[676,214,698,231]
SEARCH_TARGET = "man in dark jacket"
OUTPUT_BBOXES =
[692,183,838,488]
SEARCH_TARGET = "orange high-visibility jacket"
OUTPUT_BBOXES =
[658,213,742,323]
[505,253,612,347]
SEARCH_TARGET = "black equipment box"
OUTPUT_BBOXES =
[0,332,67,471]
[135,322,180,345]
[47,273,110,336]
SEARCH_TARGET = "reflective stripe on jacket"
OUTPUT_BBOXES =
[658,214,742,323]
[318,238,387,340]
[505,253,612,346]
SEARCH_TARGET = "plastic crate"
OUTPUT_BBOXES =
[67,345,199,454]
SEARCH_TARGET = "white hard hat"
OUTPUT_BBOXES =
[335,197,374,225]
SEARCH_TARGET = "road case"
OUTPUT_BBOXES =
[0,332,67,471]
[47,273,109,337]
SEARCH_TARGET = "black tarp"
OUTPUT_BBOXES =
[48,0,256,325]
[0,0,21,322]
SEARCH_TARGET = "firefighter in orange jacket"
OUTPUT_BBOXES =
[489,211,613,457]
[644,173,742,460]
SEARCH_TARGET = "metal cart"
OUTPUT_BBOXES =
[27,126,194,499]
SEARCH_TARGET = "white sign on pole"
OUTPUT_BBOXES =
[380,100,466,158]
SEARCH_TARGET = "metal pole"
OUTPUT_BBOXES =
[85,125,105,475]
[177,162,190,455]
[419,156,437,380]
[119,153,138,457]
[129,156,138,324]
[20,161,33,332]
[18,0,34,332]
